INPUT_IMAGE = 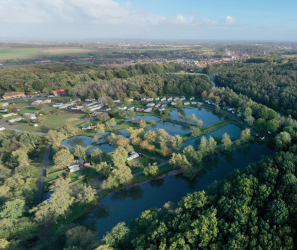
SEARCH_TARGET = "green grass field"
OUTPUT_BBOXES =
[0,48,43,60]
[16,112,86,133]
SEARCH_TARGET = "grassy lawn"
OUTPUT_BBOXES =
[16,112,86,133]
[0,48,43,60]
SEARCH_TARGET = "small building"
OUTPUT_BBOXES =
[141,98,146,101]
[0,126,5,131]
[52,103,64,107]
[2,103,8,107]
[127,107,135,111]
[118,106,127,110]
[167,97,173,101]
[227,108,235,111]
[135,108,144,112]
[131,119,141,124]
[160,97,166,102]
[52,89,66,96]
[85,99,95,102]
[171,102,176,106]
[23,113,37,120]
[180,97,185,101]
[155,103,161,108]
[147,103,155,107]
[8,117,23,123]
[146,98,154,102]
[2,92,25,100]
[144,108,152,112]
[2,113,17,118]
[174,97,179,101]
[161,104,167,108]
[155,98,160,101]
[191,102,197,105]
[0,109,7,113]
[113,100,120,103]
[190,97,195,100]
[68,165,80,173]
[82,125,97,130]
[127,151,139,161]
[158,108,165,111]
[184,102,190,105]
[260,136,265,140]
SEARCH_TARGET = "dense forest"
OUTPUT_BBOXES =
[215,58,297,118]
[0,63,183,95]
[99,137,297,249]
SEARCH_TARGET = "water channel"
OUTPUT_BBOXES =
[76,140,276,238]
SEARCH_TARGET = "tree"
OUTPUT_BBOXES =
[191,127,201,137]
[91,148,103,162]
[171,135,183,150]
[47,130,66,147]
[106,118,116,131]
[97,112,110,122]
[176,99,183,109]
[265,198,289,225]
[114,164,133,185]
[112,147,128,166]
[144,165,159,177]
[78,184,96,205]
[97,123,105,133]
[97,162,112,176]
[54,148,74,169]
[140,120,146,128]
[0,199,26,219]
[244,107,253,118]
[198,136,209,155]
[102,222,130,248]
[124,110,135,119]
[30,177,74,223]
[124,98,131,106]
[275,132,291,150]
[160,109,170,116]
[11,149,30,167]
[73,145,87,160]
[144,130,157,144]
[201,90,208,100]
[240,128,251,142]
[60,122,79,137]
[222,133,232,150]
[65,226,97,249]
[162,147,172,157]
[146,144,156,154]
[254,118,266,132]
[197,120,203,127]
[266,119,279,132]
[246,116,255,126]
[132,137,142,146]
[23,114,32,123]
[82,105,92,117]
[169,153,184,169]
[101,175,120,189]
[208,136,217,154]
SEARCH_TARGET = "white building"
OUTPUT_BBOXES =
[8,117,23,123]
[161,97,166,102]
[113,100,120,103]
[155,104,161,108]
[118,106,127,110]
[167,97,173,101]
[158,108,165,111]
[180,97,186,101]
[191,102,197,105]
[2,113,17,118]
[68,165,80,173]
[184,102,190,105]
[161,104,167,108]
[0,126,5,131]
[127,107,135,111]
[141,98,146,101]
[155,98,160,101]
[127,151,139,161]
[52,103,64,107]
[23,113,37,120]
[171,102,176,106]
[146,98,154,102]
[190,97,195,100]
[0,109,7,113]
[147,103,155,107]
[144,108,152,112]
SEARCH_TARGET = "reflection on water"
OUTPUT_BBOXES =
[182,124,242,149]
[142,116,161,122]
[75,141,276,239]
[145,122,191,136]
[170,108,225,127]
[61,136,93,150]
[111,186,144,201]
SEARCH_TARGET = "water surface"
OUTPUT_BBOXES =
[61,136,93,150]
[87,144,116,154]
[145,122,190,136]
[182,124,242,149]
[125,116,143,122]
[142,116,161,122]
[76,141,275,238]
[170,108,224,127]
[113,129,130,138]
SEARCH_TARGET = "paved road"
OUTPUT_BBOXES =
[34,144,52,205]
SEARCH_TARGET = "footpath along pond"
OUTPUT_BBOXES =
[75,140,276,238]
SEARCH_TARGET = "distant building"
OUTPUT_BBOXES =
[52,89,66,96]
[127,151,139,161]
[0,126,5,131]
[184,102,190,105]
[118,106,127,110]
[147,103,155,107]
[190,97,195,100]
[144,108,152,112]
[2,92,25,100]
[127,107,135,111]
[167,97,173,101]
[155,98,160,101]
[68,165,80,173]
[161,97,166,102]
[131,119,141,124]
[8,117,23,123]
[113,100,120,103]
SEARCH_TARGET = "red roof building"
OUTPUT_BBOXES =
[52,89,66,96]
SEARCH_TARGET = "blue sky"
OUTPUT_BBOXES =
[0,0,296,40]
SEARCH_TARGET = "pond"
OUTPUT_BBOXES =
[142,116,161,122]
[87,144,116,154]
[97,132,110,136]
[181,124,242,149]
[76,141,276,239]
[145,122,191,136]
[170,108,224,127]
[97,138,107,144]
[113,129,130,138]
[125,116,143,122]
[60,136,93,150]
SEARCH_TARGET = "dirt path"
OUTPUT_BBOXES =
[34,144,52,205]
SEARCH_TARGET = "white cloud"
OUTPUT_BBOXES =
[0,0,236,28]
[220,16,236,24]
